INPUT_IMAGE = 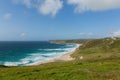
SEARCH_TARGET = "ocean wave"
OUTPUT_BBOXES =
[38,44,77,51]
[4,60,30,66]
[38,48,67,51]
[3,44,80,66]
[4,62,20,66]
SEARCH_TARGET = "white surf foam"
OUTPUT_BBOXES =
[3,44,81,66]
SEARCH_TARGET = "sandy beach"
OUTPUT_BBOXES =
[32,44,80,66]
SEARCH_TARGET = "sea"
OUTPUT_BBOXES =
[0,41,79,66]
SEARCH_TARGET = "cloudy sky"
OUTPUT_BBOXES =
[0,0,120,41]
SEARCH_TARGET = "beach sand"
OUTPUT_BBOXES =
[32,44,80,66]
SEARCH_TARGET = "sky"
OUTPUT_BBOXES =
[0,0,120,41]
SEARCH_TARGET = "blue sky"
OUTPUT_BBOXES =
[1,0,120,41]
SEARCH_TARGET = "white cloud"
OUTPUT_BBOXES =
[12,0,63,16]
[20,33,27,37]
[12,0,120,15]
[22,0,32,8]
[79,32,85,35]
[4,13,12,20]
[67,0,120,13]
[88,32,93,36]
[78,32,94,36]
[13,0,31,7]
[38,0,63,16]
[110,30,120,38]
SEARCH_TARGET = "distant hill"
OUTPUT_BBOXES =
[50,39,92,44]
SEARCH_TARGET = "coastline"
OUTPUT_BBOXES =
[32,44,81,66]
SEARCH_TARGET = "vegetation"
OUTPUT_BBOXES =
[0,38,120,80]
[50,39,90,44]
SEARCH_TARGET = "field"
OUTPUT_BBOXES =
[0,38,120,80]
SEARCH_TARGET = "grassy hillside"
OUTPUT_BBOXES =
[0,38,120,80]
[50,39,90,44]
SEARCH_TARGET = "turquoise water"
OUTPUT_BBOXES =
[0,41,79,66]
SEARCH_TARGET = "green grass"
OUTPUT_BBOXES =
[0,38,120,80]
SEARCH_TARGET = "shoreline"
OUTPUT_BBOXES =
[32,44,81,66]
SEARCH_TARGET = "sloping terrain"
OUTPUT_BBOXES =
[0,38,120,80]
